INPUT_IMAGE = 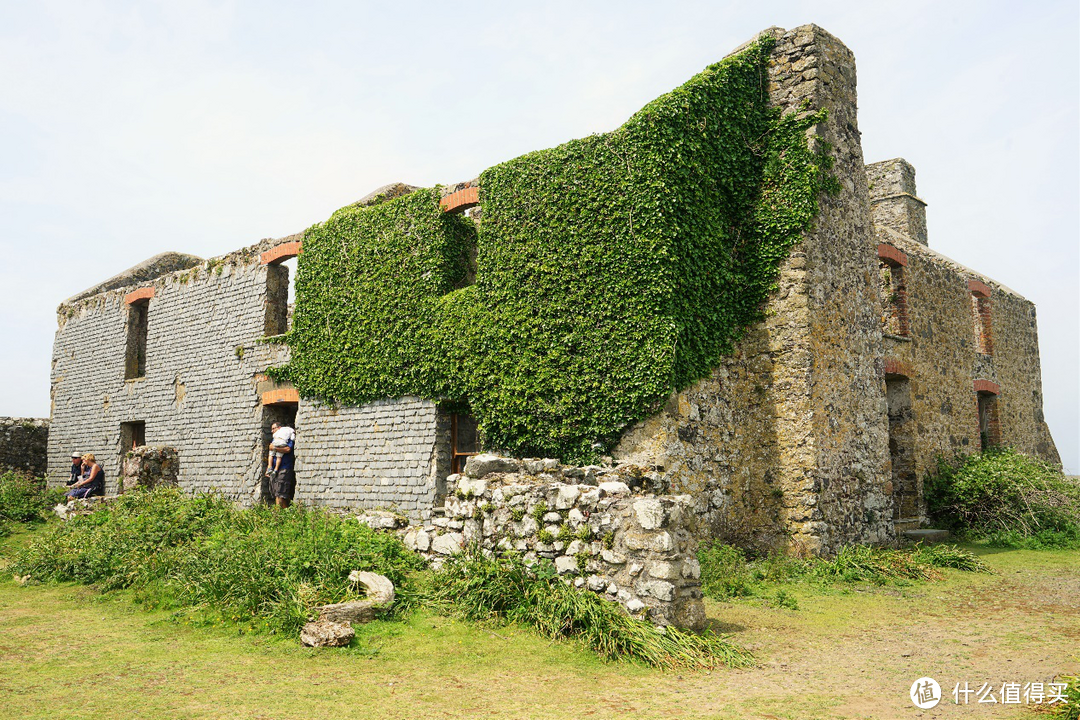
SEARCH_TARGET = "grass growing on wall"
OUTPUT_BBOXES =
[277,37,837,462]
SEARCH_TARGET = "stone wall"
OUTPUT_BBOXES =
[615,26,895,555]
[296,398,444,518]
[874,226,1060,482]
[0,417,49,476]
[398,454,705,630]
[48,239,447,514]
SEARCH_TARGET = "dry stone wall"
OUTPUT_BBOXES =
[398,454,706,630]
[0,417,49,476]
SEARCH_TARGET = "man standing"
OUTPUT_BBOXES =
[267,422,296,509]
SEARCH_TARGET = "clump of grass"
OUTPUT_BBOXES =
[11,486,425,635]
[925,447,1080,549]
[697,540,989,603]
[0,471,65,536]
[429,552,753,669]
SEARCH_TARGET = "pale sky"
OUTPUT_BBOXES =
[2,0,1077,472]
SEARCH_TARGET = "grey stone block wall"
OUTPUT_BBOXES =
[48,244,444,511]
[0,417,49,476]
[296,397,441,517]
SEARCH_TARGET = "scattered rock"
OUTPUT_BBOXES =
[300,619,354,648]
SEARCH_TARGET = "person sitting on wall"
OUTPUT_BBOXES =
[66,453,105,499]
[67,452,83,486]
[267,422,295,509]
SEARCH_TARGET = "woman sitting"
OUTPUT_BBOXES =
[66,453,105,499]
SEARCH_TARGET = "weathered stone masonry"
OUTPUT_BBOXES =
[0,417,49,476]
[45,24,1060,627]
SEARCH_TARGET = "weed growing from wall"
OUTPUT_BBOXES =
[277,38,836,462]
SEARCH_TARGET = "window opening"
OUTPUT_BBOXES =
[878,261,909,337]
[119,421,146,453]
[451,413,480,475]
[971,295,993,355]
[884,376,917,522]
[125,300,149,379]
[977,392,1000,450]
[264,259,292,337]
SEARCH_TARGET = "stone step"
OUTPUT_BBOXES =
[902,528,950,544]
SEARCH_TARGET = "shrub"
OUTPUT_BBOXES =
[0,471,64,525]
[12,487,425,635]
[925,448,1080,548]
[430,552,753,669]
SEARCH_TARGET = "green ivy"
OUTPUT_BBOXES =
[274,38,836,463]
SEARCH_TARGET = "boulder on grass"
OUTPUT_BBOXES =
[300,619,355,648]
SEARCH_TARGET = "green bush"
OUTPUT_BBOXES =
[430,551,752,669]
[12,487,425,634]
[0,471,64,527]
[925,448,1080,549]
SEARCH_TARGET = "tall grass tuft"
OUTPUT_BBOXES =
[430,552,754,670]
[0,471,65,536]
[697,540,989,602]
[12,487,425,634]
[925,447,1080,549]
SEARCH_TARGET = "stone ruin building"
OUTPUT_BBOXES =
[46,25,1059,628]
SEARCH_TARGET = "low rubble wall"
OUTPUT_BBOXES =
[391,454,706,630]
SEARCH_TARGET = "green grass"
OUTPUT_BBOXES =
[428,552,753,669]
[0,470,65,536]
[3,529,1076,720]
[11,487,425,634]
[697,541,990,604]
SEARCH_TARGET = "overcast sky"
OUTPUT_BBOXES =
[1,0,1077,472]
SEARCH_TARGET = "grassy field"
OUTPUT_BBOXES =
[1,524,1077,720]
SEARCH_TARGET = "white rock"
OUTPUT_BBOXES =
[464,454,520,478]
[413,528,431,551]
[638,580,675,601]
[567,508,585,526]
[574,577,586,587]
[601,550,626,565]
[626,599,646,613]
[598,481,631,496]
[606,582,619,595]
[566,540,584,556]
[633,498,665,530]
[554,556,577,575]
[648,561,679,580]
[555,484,581,509]
[431,532,464,555]
[457,476,488,498]
[682,557,701,579]
[628,562,644,576]
[651,532,674,552]
[586,575,607,592]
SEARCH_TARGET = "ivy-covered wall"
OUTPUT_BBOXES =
[278,37,836,463]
